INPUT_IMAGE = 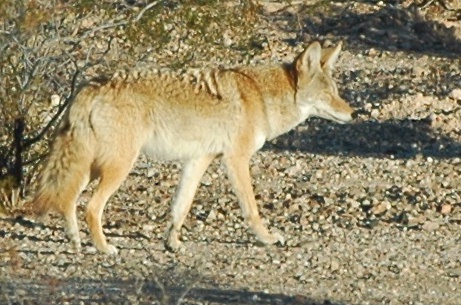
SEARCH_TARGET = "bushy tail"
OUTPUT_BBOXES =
[33,88,97,218]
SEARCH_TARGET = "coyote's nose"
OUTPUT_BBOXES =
[351,108,368,120]
[351,110,359,120]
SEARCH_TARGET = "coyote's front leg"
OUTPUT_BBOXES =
[165,155,215,251]
[224,154,285,246]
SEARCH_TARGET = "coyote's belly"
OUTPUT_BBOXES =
[141,136,227,160]
[141,123,233,160]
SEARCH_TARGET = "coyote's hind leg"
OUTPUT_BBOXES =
[54,175,90,253]
[86,155,138,255]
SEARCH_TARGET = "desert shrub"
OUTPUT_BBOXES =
[0,0,265,213]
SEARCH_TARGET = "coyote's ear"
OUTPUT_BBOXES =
[321,41,342,71]
[296,41,321,74]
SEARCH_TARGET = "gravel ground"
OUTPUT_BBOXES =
[1,1,461,304]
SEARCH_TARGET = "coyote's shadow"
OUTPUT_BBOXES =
[266,118,461,160]
[0,275,348,305]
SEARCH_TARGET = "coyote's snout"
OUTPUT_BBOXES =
[32,41,354,254]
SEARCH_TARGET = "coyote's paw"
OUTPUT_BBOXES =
[70,237,82,254]
[165,228,184,252]
[72,242,82,254]
[257,231,285,246]
[105,244,118,255]
[165,238,183,252]
[97,244,118,255]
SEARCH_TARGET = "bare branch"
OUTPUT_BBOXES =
[177,274,202,305]
[133,1,161,23]
[22,92,73,148]
[81,1,161,38]
[23,58,82,149]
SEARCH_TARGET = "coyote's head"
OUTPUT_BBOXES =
[294,41,354,124]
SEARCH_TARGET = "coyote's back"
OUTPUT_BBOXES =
[32,41,354,254]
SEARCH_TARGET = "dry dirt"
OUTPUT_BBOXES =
[1,1,461,304]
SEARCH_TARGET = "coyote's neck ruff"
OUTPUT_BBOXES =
[32,42,354,255]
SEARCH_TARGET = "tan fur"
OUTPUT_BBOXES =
[33,42,354,254]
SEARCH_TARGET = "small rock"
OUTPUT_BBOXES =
[422,221,440,232]
[447,268,461,278]
[50,94,60,107]
[206,209,217,222]
[370,109,380,118]
[223,30,234,47]
[86,247,98,254]
[350,200,360,209]
[440,204,451,215]
[372,202,388,215]
[142,224,155,232]
[330,259,340,271]
[407,215,424,227]
[146,168,156,178]
[368,48,378,56]
[449,88,461,100]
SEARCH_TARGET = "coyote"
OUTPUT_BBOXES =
[32,41,354,254]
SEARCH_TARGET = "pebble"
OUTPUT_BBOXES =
[440,204,451,215]
[449,88,461,100]
[422,221,440,231]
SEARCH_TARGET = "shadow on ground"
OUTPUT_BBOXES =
[267,117,461,160]
[268,1,461,58]
[338,67,461,104]
[0,216,345,305]
[0,276,347,305]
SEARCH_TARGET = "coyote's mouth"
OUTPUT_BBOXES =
[333,114,353,124]
[319,109,353,124]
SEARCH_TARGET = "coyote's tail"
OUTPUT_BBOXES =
[33,88,97,218]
